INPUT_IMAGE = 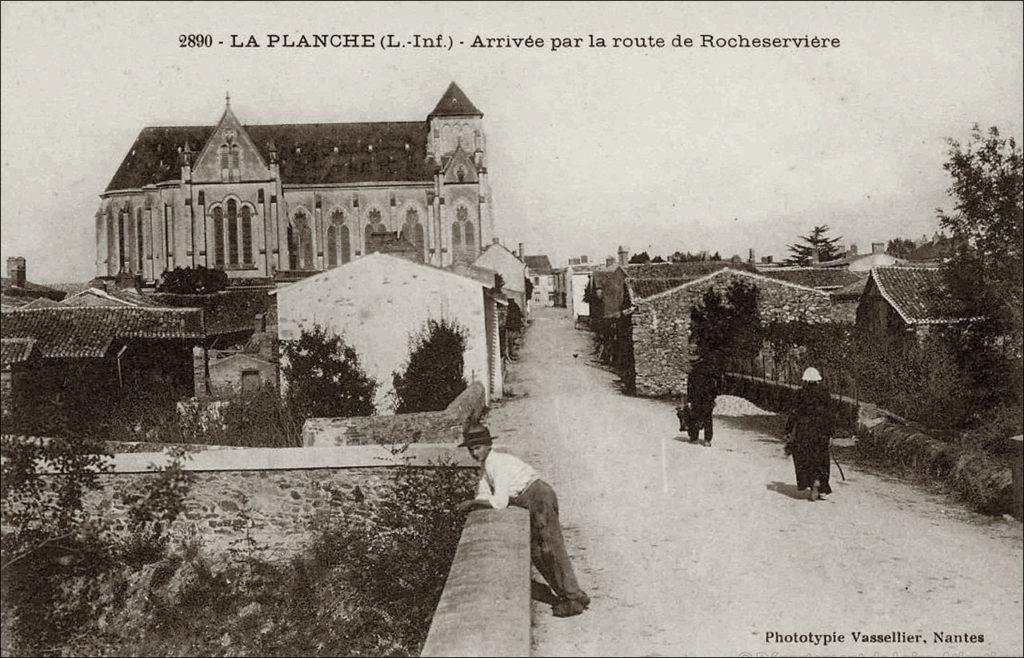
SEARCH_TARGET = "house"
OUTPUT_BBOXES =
[1,257,66,309]
[552,268,569,308]
[566,263,604,320]
[0,306,204,426]
[524,255,555,307]
[626,267,832,397]
[96,82,494,283]
[857,266,974,337]
[275,253,503,412]
[472,241,528,318]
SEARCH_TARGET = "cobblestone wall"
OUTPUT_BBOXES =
[632,270,831,397]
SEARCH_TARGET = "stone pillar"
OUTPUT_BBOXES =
[193,346,209,398]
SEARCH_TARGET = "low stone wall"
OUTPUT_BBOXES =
[421,508,531,657]
[46,444,475,558]
[723,373,858,433]
[302,381,487,447]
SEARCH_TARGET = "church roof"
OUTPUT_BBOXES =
[106,122,437,192]
[429,82,483,118]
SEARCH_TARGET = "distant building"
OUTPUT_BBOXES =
[96,82,494,283]
[1,257,66,309]
[473,241,528,317]
[524,255,555,307]
[857,266,975,338]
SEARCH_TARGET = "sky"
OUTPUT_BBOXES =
[1,1,1022,283]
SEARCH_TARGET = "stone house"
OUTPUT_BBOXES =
[627,267,832,397]
[275,253,503,413]
[95,82,493,284]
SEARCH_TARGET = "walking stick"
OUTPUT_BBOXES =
[829,437,846,481]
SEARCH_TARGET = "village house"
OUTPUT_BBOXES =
[524,254,555,307]
[472,240,528,316]
[622,266,833,397]
[857,266,974,339]
[275,253,503,413]
[0,306,204,425]
[567,262,604,322]
[95,82,494,284]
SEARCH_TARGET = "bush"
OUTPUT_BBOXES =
[156,265,228,294]
[282,324,377,419]
[393,318,469,413]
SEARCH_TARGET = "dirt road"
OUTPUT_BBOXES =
[485,308,1023,657]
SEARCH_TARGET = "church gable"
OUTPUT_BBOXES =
[441,145,479,184]
[192,101,269,183]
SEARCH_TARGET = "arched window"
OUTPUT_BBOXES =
[364,224,375,253]
[212,207,225,268]
[404,207,424,260]
[117,210,126,270]
[339,225,351,264]
[287,225,298,270]
[326,225,338,267]
[227,200,239,266]
[230,145,240,171]
[451,221,461,254]
[106,208,117,273]
[240,205,253,265]
[464,219,475,256]
[301,225,313,268]
[220,148,229,171]
[291,211,313,269]
[136,209,144,272]
[456,166,466,183]
[412,223,424,260]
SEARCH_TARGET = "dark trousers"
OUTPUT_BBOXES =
[510,479,586,602]
[687,409,714,442]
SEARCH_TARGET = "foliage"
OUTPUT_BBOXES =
[156,265,228,294]
[886,237,917,259]
[689,279,762,371]
[669,250,722,262]
[937,124,1023,357]
[493,273,505,294]
[628,251,652,264]
[650,255,665,263]
[506,299,524,334]
[282,324,377,419]
[117,448,194,566]
[392,318,469,413]
[524,276,533,301]
[782,224,843,266]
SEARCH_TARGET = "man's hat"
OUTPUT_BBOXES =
[459,423,494,448]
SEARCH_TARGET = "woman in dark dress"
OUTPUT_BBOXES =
[784,367,834,501]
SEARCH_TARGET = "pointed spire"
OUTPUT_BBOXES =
[429,82,483,118]
[225,91,231,107]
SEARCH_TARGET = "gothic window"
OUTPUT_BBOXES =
[164,205,173,265]
[368,208,382,226]
[451,221,461,253]
[464,218,475,255]
[227,200,239,266]
[230,145,240,171]
[212,207,225,268]
[107,208,117,272]
[117,210,126,270]
[136,209,144,272]
[339,225,351,264]
[412,223,424,260]
[364,224,374,253]
[457,166,466,183]
[404,207,424,259]
[327,225,338,267]
[240,205,253,265]
[287,225,298,270]
[219,144,241,181]
[290,211,314,270]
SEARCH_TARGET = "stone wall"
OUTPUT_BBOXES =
[302,381,486,446]
[632,270,832,397]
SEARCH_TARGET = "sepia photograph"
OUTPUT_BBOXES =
[1,2,1022,656]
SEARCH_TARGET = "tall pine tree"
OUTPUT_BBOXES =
[782,225,843,266]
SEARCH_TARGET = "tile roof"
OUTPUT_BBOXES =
[107,122,437,191]
[21,297,61,309]
[870,267,967,324]
[623,261,757,280]
[627,278,693,300]
[0,307,204,358]
[759,267,863,290]
[524,255,554,274]
[1,337,37,366]
[830,276,868,301]
[149,289,272,336]
[59,287,161,307]
[429,82,483,118]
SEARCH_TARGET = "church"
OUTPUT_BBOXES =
[95,82,494,283]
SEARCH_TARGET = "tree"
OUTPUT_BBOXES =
[689,279,762,371]
[782,225,843,266]
[157,265,228,294]
[886,237,917,259]
[392,318,469,413]
[281,325,376,419]
[650,255,665,263]
[628,252,651,264]
[938,125,1023,353]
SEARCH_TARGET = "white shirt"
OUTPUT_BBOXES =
[474,451,539,510]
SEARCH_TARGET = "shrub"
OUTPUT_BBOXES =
[156,265,228,294]
[393,318,469,413]
[282,324,377,419]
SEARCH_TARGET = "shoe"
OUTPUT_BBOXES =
[809,481,819,502]
[817,492,828,500]
[703,440,712,447]
[553,598,586,617]
[576,592,591,609]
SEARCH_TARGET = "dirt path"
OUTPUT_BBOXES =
[485,307,1023,657]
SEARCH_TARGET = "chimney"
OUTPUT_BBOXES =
[6,257,26,288]
[617,245,629,266]
[871,242,885,255]
[849,244,858,256]
[518,242,525,258]
[748,248,755,264]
